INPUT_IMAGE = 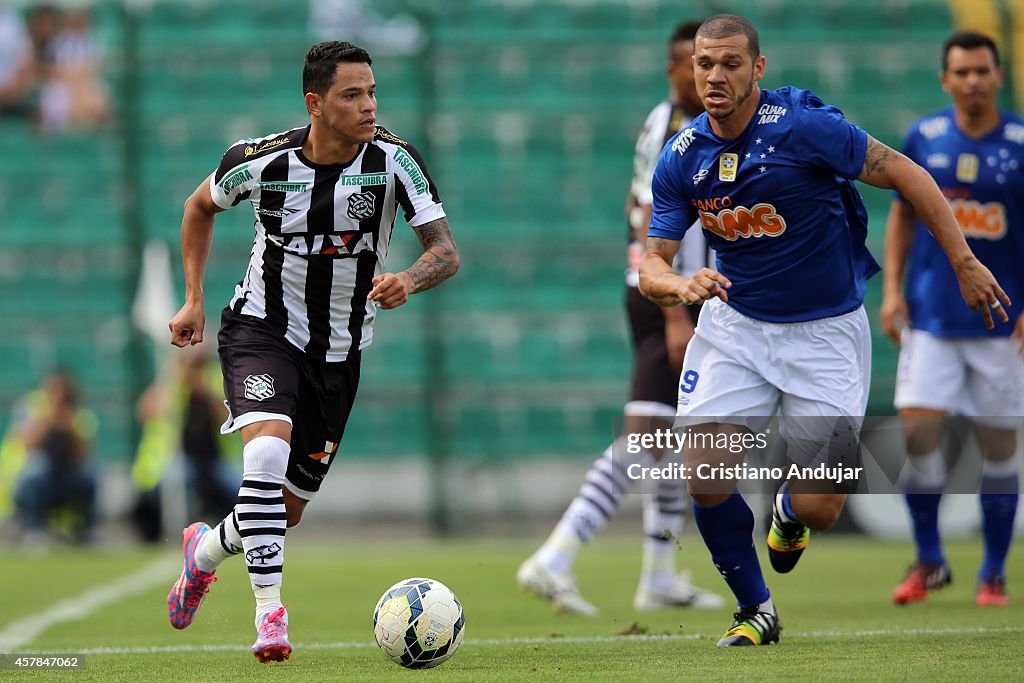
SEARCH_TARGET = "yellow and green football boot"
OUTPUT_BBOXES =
[767,493,810,573]
[717,606,781,647]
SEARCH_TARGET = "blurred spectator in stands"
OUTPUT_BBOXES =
[26,3,61,54]
[33,6,111,132]
[308,0,424,56]
[132,348,239,542]
[0,5,34,118]
[9,370,99,546]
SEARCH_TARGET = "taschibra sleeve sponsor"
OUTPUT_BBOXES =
[210,129,302,209]
[392,147,428,195]
[211,161,257,209]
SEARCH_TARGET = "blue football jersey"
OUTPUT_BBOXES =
[896,108,1024,337]
[649,87,880,323]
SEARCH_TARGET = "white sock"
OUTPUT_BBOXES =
[640,538,677,591]
[534,524,581,575]
[255,585,284,627]
[982,455,1020,479]
[195,510,243,573]
[640,469,685,591]
[536,437,645,573]
[758,596,775,615]
[236,436,290,598]
[899,448,946,491]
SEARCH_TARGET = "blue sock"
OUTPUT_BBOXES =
[979,473,1019,580]
[903,490,944,566]
[692,492,770,608]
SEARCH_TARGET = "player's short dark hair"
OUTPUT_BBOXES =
[696,14,760,59]
[669,19,703,46]
[302,41,373,96]
[942,31,1000,70]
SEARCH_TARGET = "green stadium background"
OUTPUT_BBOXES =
[0,0,1020,530]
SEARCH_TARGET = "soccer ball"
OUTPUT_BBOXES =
[372,577,465,669]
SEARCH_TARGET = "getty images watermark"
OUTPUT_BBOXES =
[621,427,864,486]
[612,416,1024,494]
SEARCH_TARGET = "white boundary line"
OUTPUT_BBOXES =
[0,556,178,653]
[51,625,1024,656]
[6,557,1020,656]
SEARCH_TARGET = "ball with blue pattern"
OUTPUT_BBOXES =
[372,577,465,668]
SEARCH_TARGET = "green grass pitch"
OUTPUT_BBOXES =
[4,534,1023,681]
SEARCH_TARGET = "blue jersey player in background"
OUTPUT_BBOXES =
[881,31,1024,608]
[517,20,724,617]
[640,15,1010,647]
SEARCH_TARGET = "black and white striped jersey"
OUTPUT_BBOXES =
[626,100,712,286]
[630,100,690,210]
[209,124,445,362]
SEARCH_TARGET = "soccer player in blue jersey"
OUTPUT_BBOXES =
[640,14,1011,647]
[881,31,1023,608]
[517,20,723,616]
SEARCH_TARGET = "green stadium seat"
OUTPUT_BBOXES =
[517,331,564,380]
[443,335,496,381]
[524,404,574,452]
[362,336,428,385]
[582,327,629,377]
[346,399,427,456]
[0,340,39,385]
[450,406,503,454]
[55,344,132,390]
[887,0,953,30]
[4,0,956,465]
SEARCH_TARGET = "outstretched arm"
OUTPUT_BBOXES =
[879,199,915,343]
[168,176,222,347]
[858,135,1010,329]
[368,216,460,309]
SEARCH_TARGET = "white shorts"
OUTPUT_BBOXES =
[894,328,1024,428]
[676,298,871,463]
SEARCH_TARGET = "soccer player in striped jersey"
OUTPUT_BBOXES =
[881,31,1023,608]
[164,41,459,662]
[643,15,1009,646]
[518,20,723,616]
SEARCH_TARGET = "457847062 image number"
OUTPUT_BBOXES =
[2,655,84,670]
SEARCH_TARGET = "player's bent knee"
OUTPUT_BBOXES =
[240,418,293,445]
[899,410,945,456]
[975,424,1019,461]
[904,430,941,458]
[283,488,308,528]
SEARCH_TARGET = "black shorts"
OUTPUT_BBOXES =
[625,286,701,409]
[217,309,360,499]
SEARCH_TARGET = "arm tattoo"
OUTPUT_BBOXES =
[862,136,895,178]
[646,237,675,254]
[406,217,460,293]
